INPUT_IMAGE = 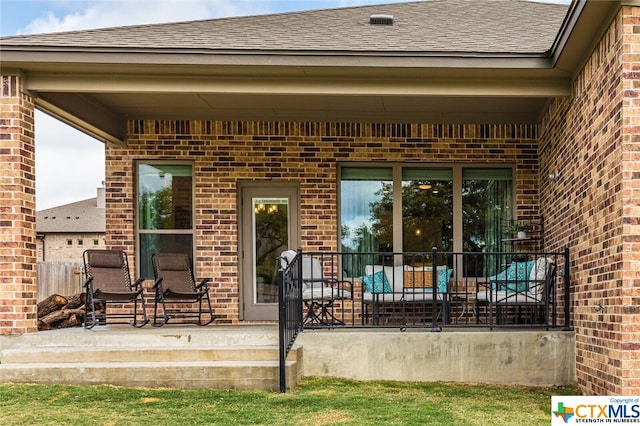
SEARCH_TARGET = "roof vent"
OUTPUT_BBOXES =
[369,14,393,26]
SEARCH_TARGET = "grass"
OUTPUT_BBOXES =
[0,377,578,425]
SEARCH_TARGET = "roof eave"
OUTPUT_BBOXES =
[552,0,623,75]
[0,48,557,71]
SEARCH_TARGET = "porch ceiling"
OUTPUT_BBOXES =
[89,93,553,124]
[18,70,565,146]
[14,62,570,145]
[29,68,565,124]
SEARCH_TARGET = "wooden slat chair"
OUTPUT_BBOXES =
[151,253,215,326]
[83,249,148,329]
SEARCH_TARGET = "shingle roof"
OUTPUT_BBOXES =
[1,0,569,55]
[37,198,105,234]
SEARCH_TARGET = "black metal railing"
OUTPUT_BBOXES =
[278,248,303,393]
[278,247,571,391]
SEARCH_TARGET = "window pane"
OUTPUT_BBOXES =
[402,168,453,258]
[139,233,193,279]
[138,164,193,230]
[462,168,512,276]
[340,167,393,275]
[340,167,393,253]
[253,198,289,304]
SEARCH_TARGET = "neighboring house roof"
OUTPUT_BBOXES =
[1,0,568,54]
[37,198,105,234]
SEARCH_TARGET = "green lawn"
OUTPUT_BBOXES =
[0,377,578,425]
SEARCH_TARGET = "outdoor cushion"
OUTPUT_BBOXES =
[362,264,452,294]
[529,257,553,295]
[362,290,444,303]
[360,270,392,293]
[489,260,536,293]
[364,265,404,292]
[389,266,405,292]
[401,291,445,302]
[302,287,350,301]
[404,265,451,293]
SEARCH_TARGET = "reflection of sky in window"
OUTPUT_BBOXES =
[340,180,391,246]
[139,164,191,193]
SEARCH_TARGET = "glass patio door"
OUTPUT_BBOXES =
[240,184,299,321]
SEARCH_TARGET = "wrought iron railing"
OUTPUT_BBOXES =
[278,248,303,393]
[278,247,571,391]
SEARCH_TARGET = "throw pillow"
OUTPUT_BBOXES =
[490,260,536,293]
[360,270,392,293]
[438,268,452,293]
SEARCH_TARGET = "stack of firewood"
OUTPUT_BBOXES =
[37,293,87,330]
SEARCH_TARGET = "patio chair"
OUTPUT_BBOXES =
[82,249,148,329]
[151,253,215,326]
[474,256,555,325]
[280,250,353,326]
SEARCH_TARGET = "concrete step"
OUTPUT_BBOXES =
[0,325,301,391]
[0,325,281,348]
[1,346,281,363]
[0,359,299,391]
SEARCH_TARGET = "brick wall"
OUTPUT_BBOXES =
[539,7,640,395]
[106,121,540,324]
[620,5,640,395]
[37,233,106,262]
[0,75,37,335]
[621,7,640,395]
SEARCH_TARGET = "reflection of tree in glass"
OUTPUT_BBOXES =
[462,180,490,253]
[139,176,192,230]
[462,179,508,277]
[400,181,453,253]
[368,181,454,253]
[255,206,288,287]
[140,186,173,230]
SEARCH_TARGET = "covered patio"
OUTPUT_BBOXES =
[2,0,639,396]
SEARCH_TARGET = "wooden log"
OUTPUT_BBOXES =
[57,313,82,329]
[63,293,84,310]
[37,319,52,331]
[40,309,71,326]
[37,294,68,318]
[40,307,85,326]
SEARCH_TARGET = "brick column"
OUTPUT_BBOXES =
[620,5,640,395]
[0,74,37,334]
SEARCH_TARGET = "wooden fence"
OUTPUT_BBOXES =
[37,262,85,302]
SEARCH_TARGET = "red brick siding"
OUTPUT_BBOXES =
[105,122,539,324]
[539,8,640,395]
[0,75,37,335]
[620,6,640,394]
